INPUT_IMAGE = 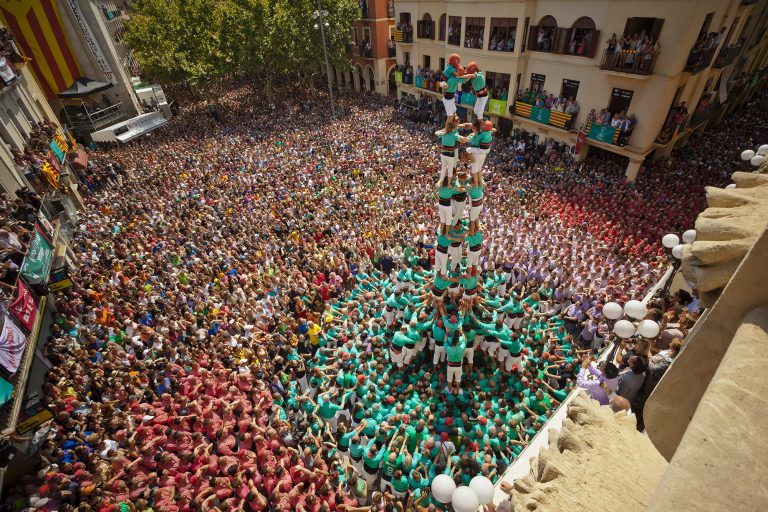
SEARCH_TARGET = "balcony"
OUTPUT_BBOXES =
[688,103,718,127]
[513,101,573,130]
[358,3,368,19]
[684,46,717,74]
[583,118,635,147]
[713,45,742,68]
[393,29,413,44]
[388,44,396,58]
[61,102,128,133]
[599,48,659,75]
[356,44,373,58]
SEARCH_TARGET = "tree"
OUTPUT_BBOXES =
[125,0,357,97]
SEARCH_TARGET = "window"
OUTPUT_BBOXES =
[418,13,435,39]
[522,17,530,52]
[404,51,410,67]
[622,17,665,42]
[528,15,557,52]
[351,27,358,46]
[424,55,431,69]
[439,57,445,71]
[561,79,580,100]
[608,88,633,115]
[439,14,446,41]
[530,73,545,94]
[387,0,395,19]
[448,16,462,46]
[398,13,413,43]
[490,18,517,52]
[485,72,510,100]
[464,17,485,49]
[568,17,599,57]
[485,71,511,100]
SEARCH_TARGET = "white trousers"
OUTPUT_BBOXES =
[443,96,457,116]
[435,250,448,275]
[448,245,462,271]
[467,147,488,175]
[433,345,446,364]
[438,203,452,225]
[452,198,466,224]
[474,95,489,118]
[439,154,455,183]
[466,249,480,268]
[447,365,463,383]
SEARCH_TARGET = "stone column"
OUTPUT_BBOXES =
[625,157,643,182]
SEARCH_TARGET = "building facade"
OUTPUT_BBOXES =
[345,0,397,94]
[393,0,768,179]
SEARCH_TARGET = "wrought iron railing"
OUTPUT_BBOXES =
[599,48,659,75]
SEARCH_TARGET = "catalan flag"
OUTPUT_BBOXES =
[0,0,83,100]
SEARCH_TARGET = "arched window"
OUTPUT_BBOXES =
[418,13,435,39]
[539,15,557,28]
[569,17,599,57]
[439,14,446,41]
[529,16,558,52]
[572,17,596,30]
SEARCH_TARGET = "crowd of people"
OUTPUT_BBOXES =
[3,71,764,512]
[516,90,581,117]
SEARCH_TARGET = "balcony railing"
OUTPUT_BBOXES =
[393,29,413,43]
[62,102,128,132]
[599,48,659,75]
[689,103,718,127]
[513,101,574,130]
[357,45,373,58]
[713,45,742,68]
[684,46,717,74]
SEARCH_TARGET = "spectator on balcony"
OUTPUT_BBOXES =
[565,98,580,116]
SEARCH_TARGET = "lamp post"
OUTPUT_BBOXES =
[313,0,336,118]
[740,144,768,168]
[658,230,696,301]
[603,299,660,363]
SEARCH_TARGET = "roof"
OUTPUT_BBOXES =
[57,77,113,98]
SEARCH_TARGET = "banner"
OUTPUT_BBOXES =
[587,123,617,144]
[488,99,507,116]
[49,267,73,292]
[574,130,587,155]
[530,106,551,124]
[64,0,117,84]
[0,315,28,375]
[0,0,84,99]
[9,280,39,332]
[0,56,16,85]
[394,71,402,85]
[19,225,54,284]
[415,75,424,88]
[49,139,65,162]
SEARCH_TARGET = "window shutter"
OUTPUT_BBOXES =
[587,29,601,58]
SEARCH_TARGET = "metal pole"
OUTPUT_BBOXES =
[317,0,336,118]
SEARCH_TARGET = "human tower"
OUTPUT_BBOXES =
[383,53,526,390]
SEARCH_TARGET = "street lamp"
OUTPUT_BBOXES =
[740,144,768,167]
[312,1,336,118]
[603,299,660,362]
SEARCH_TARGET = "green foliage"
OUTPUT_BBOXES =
[126,0,357,88]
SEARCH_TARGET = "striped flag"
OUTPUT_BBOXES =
[0,0,83,99]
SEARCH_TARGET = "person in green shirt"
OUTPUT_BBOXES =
[465,62,489,119]
[445,330,467,389]
[435,122,469,185]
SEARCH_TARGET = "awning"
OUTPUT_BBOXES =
[90,111,169,143]
[57,77,113,98]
